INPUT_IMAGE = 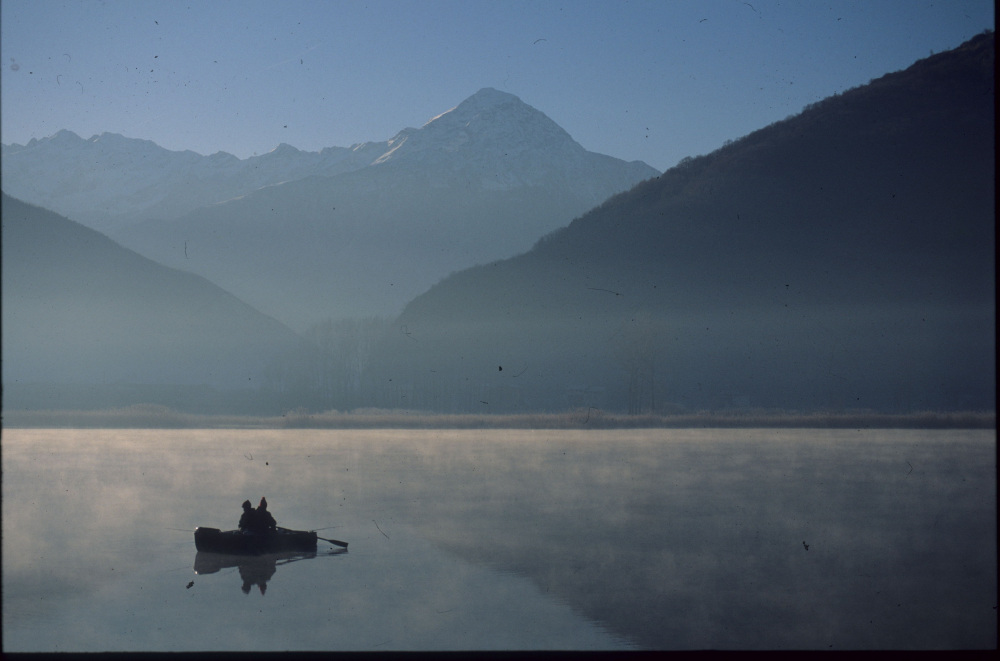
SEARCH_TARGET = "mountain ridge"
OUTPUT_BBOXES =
[1,88,659,231]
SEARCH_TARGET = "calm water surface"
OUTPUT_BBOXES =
[2,428,995,651]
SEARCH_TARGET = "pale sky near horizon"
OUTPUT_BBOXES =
[1,0,993,172]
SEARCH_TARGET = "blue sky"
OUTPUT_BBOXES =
[1,0,993,172]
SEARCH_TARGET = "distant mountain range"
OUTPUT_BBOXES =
[369,32,995,413]
[3,35,994,416]
[3,89,658,327]
[0,128,399,231]
[1,88,656,232]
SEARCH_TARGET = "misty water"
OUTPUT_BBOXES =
[2,428,995,651]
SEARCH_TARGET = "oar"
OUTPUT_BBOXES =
[317,534,349,548]
[278,526,348,548]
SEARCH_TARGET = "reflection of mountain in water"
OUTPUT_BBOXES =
[193,549,346,595]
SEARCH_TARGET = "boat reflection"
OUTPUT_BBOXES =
[194,548,347,595]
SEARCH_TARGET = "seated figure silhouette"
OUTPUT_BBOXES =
[238,500,257,532]
[256,497,277,532]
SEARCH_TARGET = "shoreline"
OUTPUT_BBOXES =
[2,406,995,430]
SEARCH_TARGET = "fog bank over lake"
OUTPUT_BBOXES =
[3,428,995,651]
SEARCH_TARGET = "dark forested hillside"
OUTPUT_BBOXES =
[373,32,995,414]
[1,194,311,411]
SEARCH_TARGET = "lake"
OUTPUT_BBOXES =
[2,428,995,651]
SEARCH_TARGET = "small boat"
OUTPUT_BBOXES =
[194,526,318,555]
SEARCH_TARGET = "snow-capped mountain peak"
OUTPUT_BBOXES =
[419,87,578,149]
[423,87,522,125]
[367,88,589,188]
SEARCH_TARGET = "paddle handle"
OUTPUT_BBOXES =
[278,526,348,548]
[318,535,349,548]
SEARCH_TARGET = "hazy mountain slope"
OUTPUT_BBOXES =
[0,130,388,232]
[111,89,658,328]
[1,193,309,409]
[376,32,995,413]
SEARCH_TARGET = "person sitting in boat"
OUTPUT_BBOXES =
[256,497,277,532]
[238,499,258,532]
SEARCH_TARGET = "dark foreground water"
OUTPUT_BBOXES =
[2,428,995,651]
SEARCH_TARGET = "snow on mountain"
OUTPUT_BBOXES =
[367,88,652,199]
[375,88,583,168]
[1,88,658,231]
